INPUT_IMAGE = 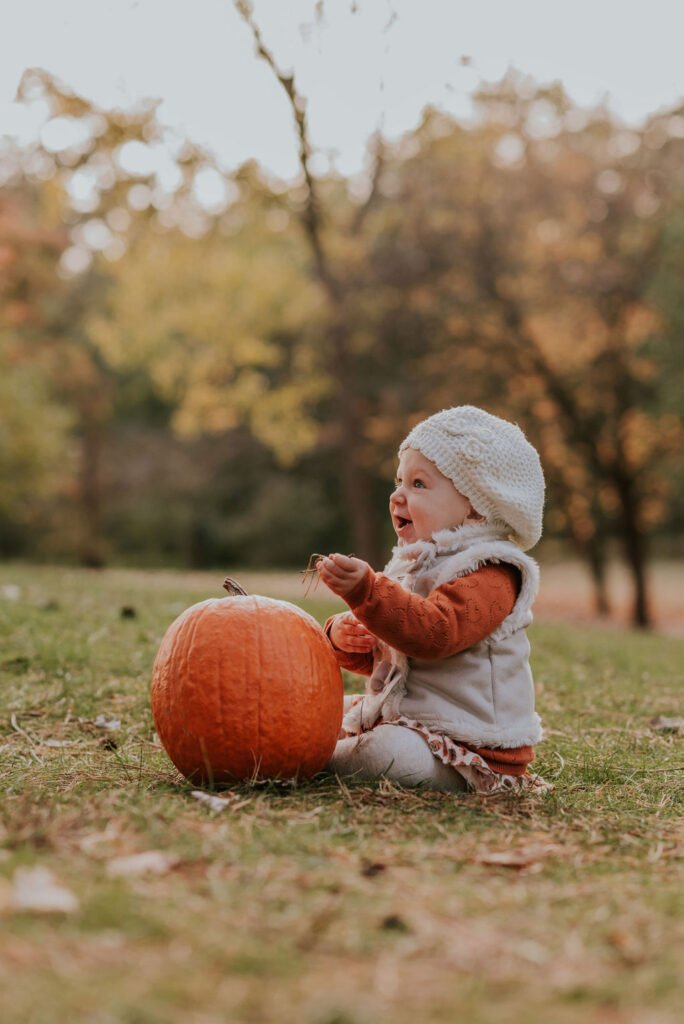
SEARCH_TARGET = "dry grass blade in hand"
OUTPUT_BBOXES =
[300,552,327,596]
[300,551,359,596]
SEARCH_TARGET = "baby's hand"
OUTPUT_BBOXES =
[317,553,370,599]
[329,612,375,654]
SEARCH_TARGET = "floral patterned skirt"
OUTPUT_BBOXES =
[387,716,553,794]
[342,694,552,795]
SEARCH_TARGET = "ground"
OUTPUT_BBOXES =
[0,563,682,1024]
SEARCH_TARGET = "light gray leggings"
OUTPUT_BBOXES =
[326,698,466,793]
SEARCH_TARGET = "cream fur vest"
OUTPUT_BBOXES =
[341,522,543,749]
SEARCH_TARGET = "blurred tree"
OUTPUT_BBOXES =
[337,77,684,627]
[382,98,680,622]
[0,182,73,551]
[86,165,328,465]
[4,58,683,616]
[464,75,684,627]
[3,69,226,564]
[233,0,392,564]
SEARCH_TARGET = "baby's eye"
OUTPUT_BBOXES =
[413,479,426,488]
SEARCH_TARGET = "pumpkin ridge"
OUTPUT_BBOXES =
[244,597,261,778]
[198,601,223,778]
[255,596,263,778]
[177,603,200,756]
[179,598,202,774]
[200,603,217,783]
[280,601,295,774]
[229,597,250,778]
[212,601,225,780]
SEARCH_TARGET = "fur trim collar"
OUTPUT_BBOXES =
[388,521,511,565]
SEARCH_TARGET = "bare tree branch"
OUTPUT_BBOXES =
[351,130,386,235]
[231,0,383,563]
[234,0,340,300]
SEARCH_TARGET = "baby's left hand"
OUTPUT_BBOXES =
[317,553,370,599]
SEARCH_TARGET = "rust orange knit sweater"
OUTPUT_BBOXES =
[324,563,534,776]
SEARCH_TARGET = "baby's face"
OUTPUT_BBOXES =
[389,448,474,543]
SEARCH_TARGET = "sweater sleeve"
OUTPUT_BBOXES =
[343,562,520,660]
[323,614,375,676]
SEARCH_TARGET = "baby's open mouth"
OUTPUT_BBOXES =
[395,516,413,532]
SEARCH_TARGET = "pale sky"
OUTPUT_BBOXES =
[1,0,683,182]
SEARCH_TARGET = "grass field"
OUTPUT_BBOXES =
[1,563,682,1024]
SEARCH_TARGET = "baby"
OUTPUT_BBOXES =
[317,405,549,794]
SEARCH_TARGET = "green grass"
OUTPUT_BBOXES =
[1,563,682,1024]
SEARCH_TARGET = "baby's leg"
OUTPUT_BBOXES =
[338,693,363,739]
[327,724,467,793]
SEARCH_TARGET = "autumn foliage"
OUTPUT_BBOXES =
[1,67,683,626]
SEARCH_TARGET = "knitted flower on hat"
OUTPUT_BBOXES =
[399,406,545,551]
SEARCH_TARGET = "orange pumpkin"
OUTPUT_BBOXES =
[150,585,343,784]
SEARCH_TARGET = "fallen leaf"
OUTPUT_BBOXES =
[606,928,645,965]
[106,851,177,878]
[190,790,234,813]
[650,715,684,733]
[2,867,79,914]
[0,876,13,912]
[361,860,387,878]
[473,842,564,869]
[295,896,343,951]
[380,914,410,932]
[94,714,121,732]
[78,823,123,856]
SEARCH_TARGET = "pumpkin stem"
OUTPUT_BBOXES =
[222,576,249,597]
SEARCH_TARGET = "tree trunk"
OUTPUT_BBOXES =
[614,472,651,629]
[230,9,383,568]
[78,417,106,568]
[584,503,612,618]
[340,457,383,567]
[623,521,651,629]
[329,323,385,569]
[586,535,611,618]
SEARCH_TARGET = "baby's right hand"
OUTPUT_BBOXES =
[330,612,375,654]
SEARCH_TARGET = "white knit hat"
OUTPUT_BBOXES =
[399,406,545,550]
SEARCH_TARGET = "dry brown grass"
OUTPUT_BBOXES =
[0,563,682,1024]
